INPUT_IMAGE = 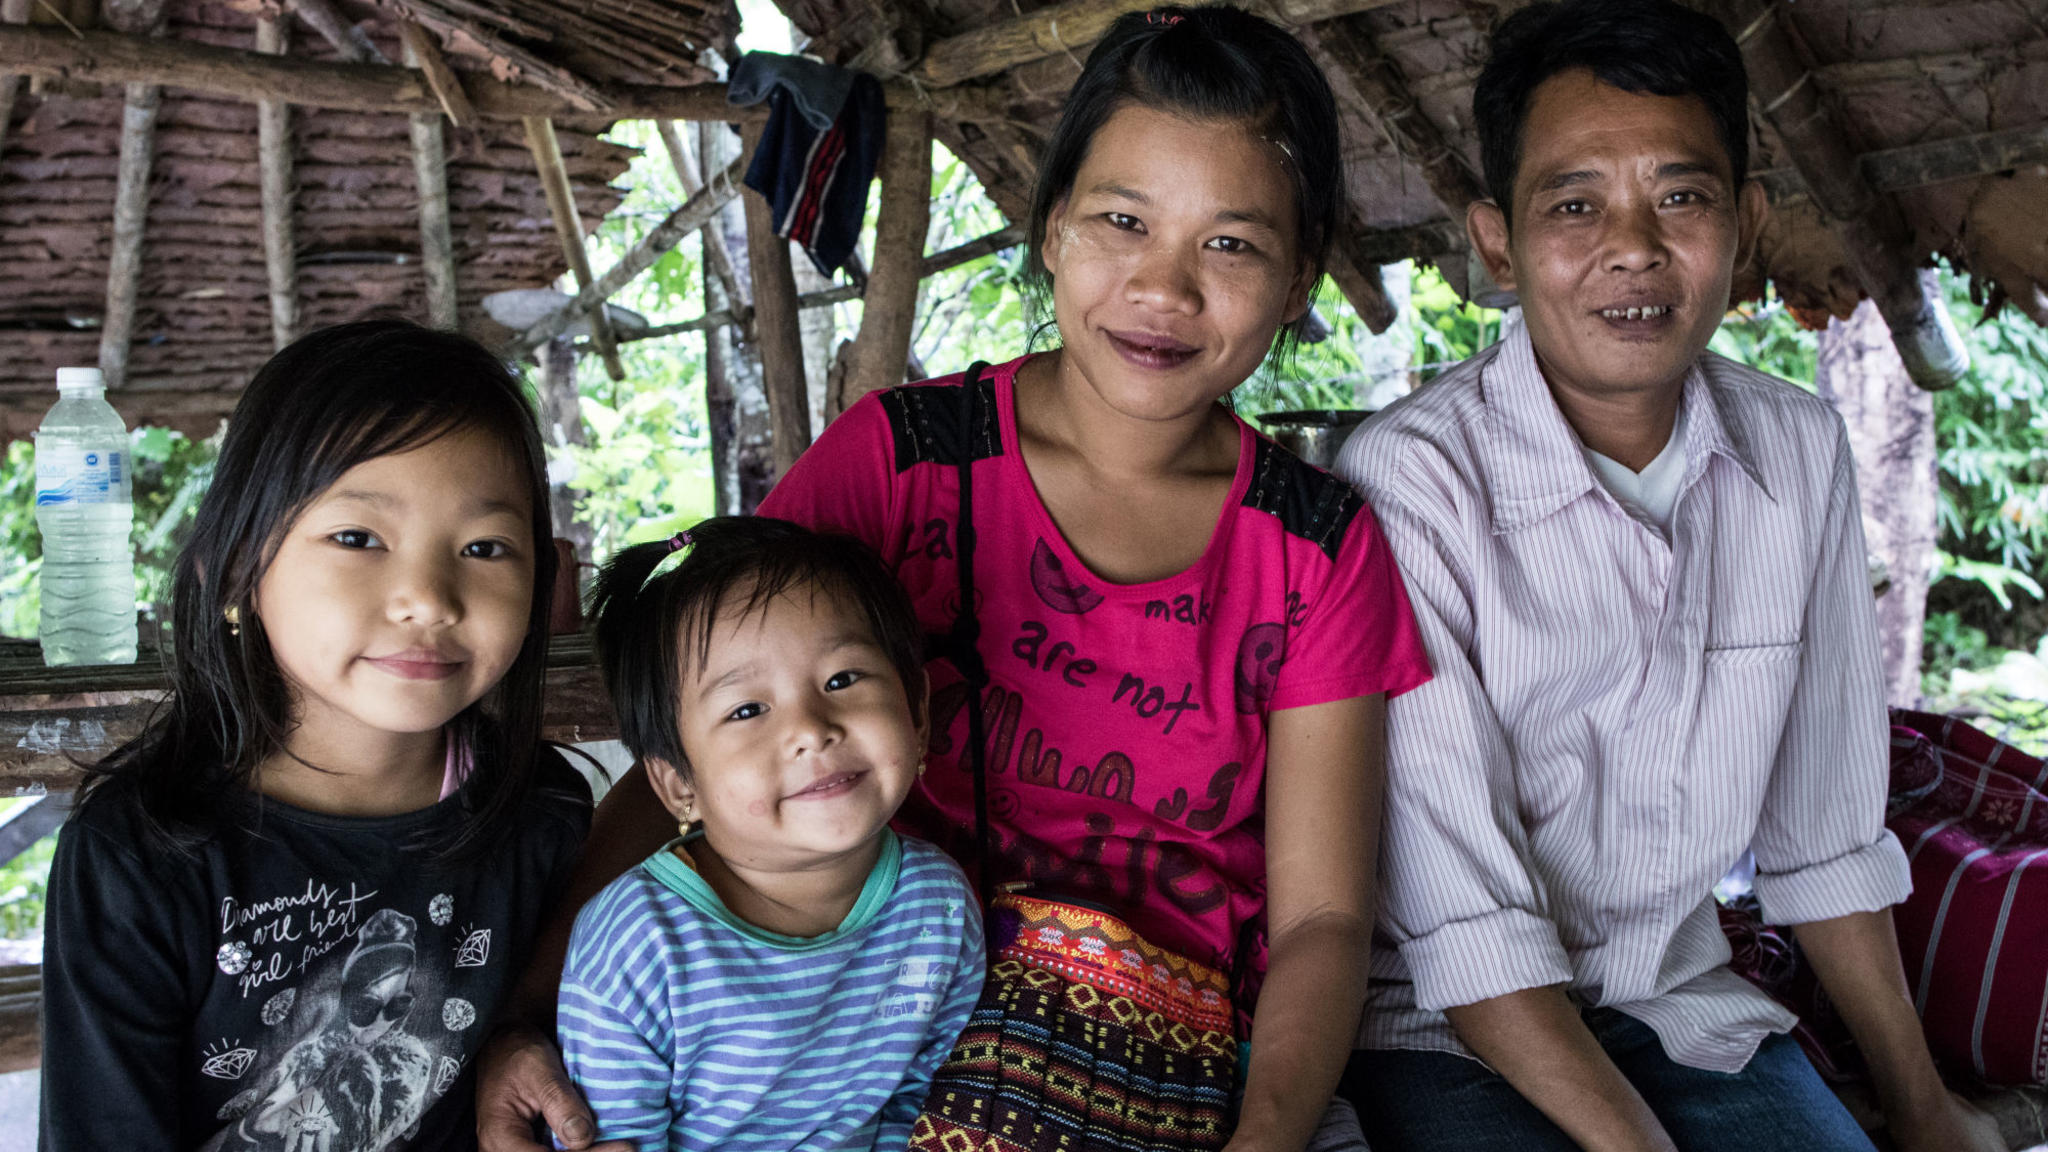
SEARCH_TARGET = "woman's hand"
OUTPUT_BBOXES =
[475,1022,634,1152]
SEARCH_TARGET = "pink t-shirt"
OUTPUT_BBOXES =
[760,356,1430,1017]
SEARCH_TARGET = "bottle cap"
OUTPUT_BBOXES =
[56,367,104,392]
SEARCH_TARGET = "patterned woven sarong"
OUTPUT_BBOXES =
[910,895,1238,1152]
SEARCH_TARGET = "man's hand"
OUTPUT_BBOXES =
[475,1023,633,1152]
[1886,1089,2004,1152]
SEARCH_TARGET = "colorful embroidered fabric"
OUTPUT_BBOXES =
[912,896,1238,1151]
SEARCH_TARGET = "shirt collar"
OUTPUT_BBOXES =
[1483,325,1770,535]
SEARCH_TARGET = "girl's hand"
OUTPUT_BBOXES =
[475,1023,634,1152]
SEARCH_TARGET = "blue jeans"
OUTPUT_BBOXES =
[1338,1009,1878,1152]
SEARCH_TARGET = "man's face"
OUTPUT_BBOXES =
[1470,69,1766,405]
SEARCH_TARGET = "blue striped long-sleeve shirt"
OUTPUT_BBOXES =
[558,830,984,1152]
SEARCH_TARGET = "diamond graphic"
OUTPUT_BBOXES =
[260,988,297,1027]
[434,1056,462,1096]
[453,927,491,969]
[200,1039,257,1080]
[442,997,476,1031]
[216,940,251,976]
[428,893,454,926]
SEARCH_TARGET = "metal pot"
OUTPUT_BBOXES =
[1253,409,1370,470]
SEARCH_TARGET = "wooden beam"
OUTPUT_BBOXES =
[1719,0,1968,390]
[1861,123,2048,193]
[97,81,160,390]
[405,32,457,329]
[398,19,473,128]
[285,0,388,65]
[654,118,747,334]
[514,155,745,349]
[524,116,623,380]
[912,0,1410,88]
[837,109,932,419]
[379,0,606,112]
[1326,218,1398,335]
[0,26,1010,122]
[740,121,811,480]
[256,17,297,350]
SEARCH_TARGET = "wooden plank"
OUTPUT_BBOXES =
[1325,225,1397,335]
[741,119,811,480]
[397,19,474,128]
[912,0,1409,88]
[96,80,161,390]
[836,109,931,419]
[256,16,297,350]
[285,0,388,65]
[0,26,1007,122]
[513,155,744,349]
[523,116,623,380]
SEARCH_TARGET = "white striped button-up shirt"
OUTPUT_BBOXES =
[1336,325,1912,1073]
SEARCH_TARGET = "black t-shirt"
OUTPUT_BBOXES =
[39,749,591,1151]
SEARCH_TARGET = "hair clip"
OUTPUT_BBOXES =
[1145,10,1183,24]
[668,530,693,552]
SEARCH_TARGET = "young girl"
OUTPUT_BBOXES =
[482,8,1428,1152]
[41,321,592,1150]
[558,516,983,1151]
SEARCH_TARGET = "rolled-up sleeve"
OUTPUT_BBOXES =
[1750,426,1912,925]
[1350,483,1573,1011]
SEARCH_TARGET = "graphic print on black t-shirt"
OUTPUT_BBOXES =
[202,883,497,1150]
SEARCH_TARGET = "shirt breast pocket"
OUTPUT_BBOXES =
[1695,641,1804,842]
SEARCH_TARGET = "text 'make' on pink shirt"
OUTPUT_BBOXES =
[759,355,1430,1023]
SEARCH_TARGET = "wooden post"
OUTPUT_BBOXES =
[837,109,931,419]
[1326,223,1398,335]
[398,20,474,128]
[97,81,161,389]
[739,121,811,479]
[256,17,297,350]
[1817,298,1938,706]
[536,335,594,559]
[653,118,746,332]
[285,0,388,64]
[402,35,457,329]
[0,0,31,162]
[524,116,623,380]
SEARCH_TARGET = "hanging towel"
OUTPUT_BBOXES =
[730,53,886,278]
[728,51,855,131]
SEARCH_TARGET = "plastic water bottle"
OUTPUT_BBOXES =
[34,367,137,666]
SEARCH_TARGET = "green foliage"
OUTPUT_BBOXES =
[1708,291,1819,389]
[0,815,55,940]
[1922,612,2048,754]
[1411,266,1502,379]
[1934,273,2048,584]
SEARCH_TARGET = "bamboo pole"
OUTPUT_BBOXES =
[837,109,931,419]
[284,0,387,64]
[653,118,746,331]
[256,17,297,349]
[97,81,161,389]
[515,155,745,349]
[524,116,623,379]
[404,33,457,329]
[1718,0,1967,390]
[739,121,811,479]
[398,20,474,128]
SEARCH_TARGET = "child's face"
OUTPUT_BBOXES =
[657,585,925,873]
[1041,103,1313,419]
[254,426,536,748]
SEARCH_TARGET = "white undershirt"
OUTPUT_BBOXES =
[1583,402,1688,536]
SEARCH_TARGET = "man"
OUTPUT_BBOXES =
[1333,3,1997,1150]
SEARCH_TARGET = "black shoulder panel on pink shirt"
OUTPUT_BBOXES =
[879,377,1003,472]
[1241,437,1364,562]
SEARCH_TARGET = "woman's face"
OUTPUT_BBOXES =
[1042,104,1313,423]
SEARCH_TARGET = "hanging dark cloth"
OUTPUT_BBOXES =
[727,51,886,278]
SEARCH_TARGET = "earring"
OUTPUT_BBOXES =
[224,605,240,636]
[916,756,927,779]
[678,798,695,838]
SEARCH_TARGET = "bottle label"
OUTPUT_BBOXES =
[35,445,126,506]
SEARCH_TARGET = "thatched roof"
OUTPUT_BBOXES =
[784,0,2048,339]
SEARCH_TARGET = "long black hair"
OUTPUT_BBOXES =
[588,516,924,783]
[1021,4,1344,366]
[77,320,558,862]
